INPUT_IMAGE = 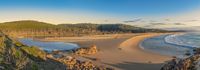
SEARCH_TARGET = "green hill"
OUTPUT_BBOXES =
[0,20,169,37]
[58,23,168,33]
[0,20,55,30]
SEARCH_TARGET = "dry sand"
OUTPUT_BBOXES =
[39,33,172,70]
[37,34,138,42]
[77,33,172,70]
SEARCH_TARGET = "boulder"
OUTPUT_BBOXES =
[87,45,98,54]
[75,45,98,55]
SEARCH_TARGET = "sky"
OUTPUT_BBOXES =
[0,0,200,28]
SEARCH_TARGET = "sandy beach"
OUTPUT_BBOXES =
[35,33,173,70]
[74,33,172,70]
[36,34,140,42]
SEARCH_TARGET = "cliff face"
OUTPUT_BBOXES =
[0,32,66,70]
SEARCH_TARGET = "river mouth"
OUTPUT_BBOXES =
[18,38,79,52]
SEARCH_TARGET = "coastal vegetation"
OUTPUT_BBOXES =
[0,32,65,70]
[0,20,169,38]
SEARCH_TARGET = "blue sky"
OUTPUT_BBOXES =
[0,0,200,28]
[1,0,200,15]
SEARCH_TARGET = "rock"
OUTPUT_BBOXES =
[87,45,98,54]
[46,54,53,58]
[52,50,62,54]
[75,45,98,55]
[54,56,113,70]
[161,53,200,70]
[0,32,67,70]
[75,48,87,55]
[0,66,5,70]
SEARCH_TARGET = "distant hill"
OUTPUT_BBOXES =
[0,20,55,30]
[0,20,169,38]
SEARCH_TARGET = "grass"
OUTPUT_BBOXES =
[0,37,5,53]
[15,41,25,47]
[11,47,21,58]
[21,46,46,60]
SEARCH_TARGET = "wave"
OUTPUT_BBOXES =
[164,33,196,49]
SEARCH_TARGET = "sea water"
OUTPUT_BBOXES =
[141,33,200,57]
[18,38,79,52]
[165,33,200,48]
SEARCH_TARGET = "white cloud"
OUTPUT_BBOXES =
[125,9,200,29]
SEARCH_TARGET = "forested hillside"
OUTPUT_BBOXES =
[0,20,169,38]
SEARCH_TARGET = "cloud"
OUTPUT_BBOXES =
[186,20,199,22]
[142,22,186,28]
[143,25,152,27]
[173,23,185,25]
[150,22,185,25]
[149,20,157,23]
[150,23,166,25]
[164,19,170,21]
[123,18,142,23]
[104,20,109,22]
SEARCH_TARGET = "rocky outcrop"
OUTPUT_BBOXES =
[161,49,200,70]
[75,45,98,55]
[54,56,113,70]
[0,32,66,70]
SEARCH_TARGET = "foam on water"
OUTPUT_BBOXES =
[140,33,198,57]
[165,33,200,48]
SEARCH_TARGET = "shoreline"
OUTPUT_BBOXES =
[164,33,195,50]
[139,34,176,56]
[140,33,193,58]
[118,33,172,63]
[33,33,139,42]
[163,33,195,57]
[76,33,172,70]
[18,33,175,70]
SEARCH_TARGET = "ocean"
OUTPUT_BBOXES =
[165,33,200,49]
[141,33,200,57]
